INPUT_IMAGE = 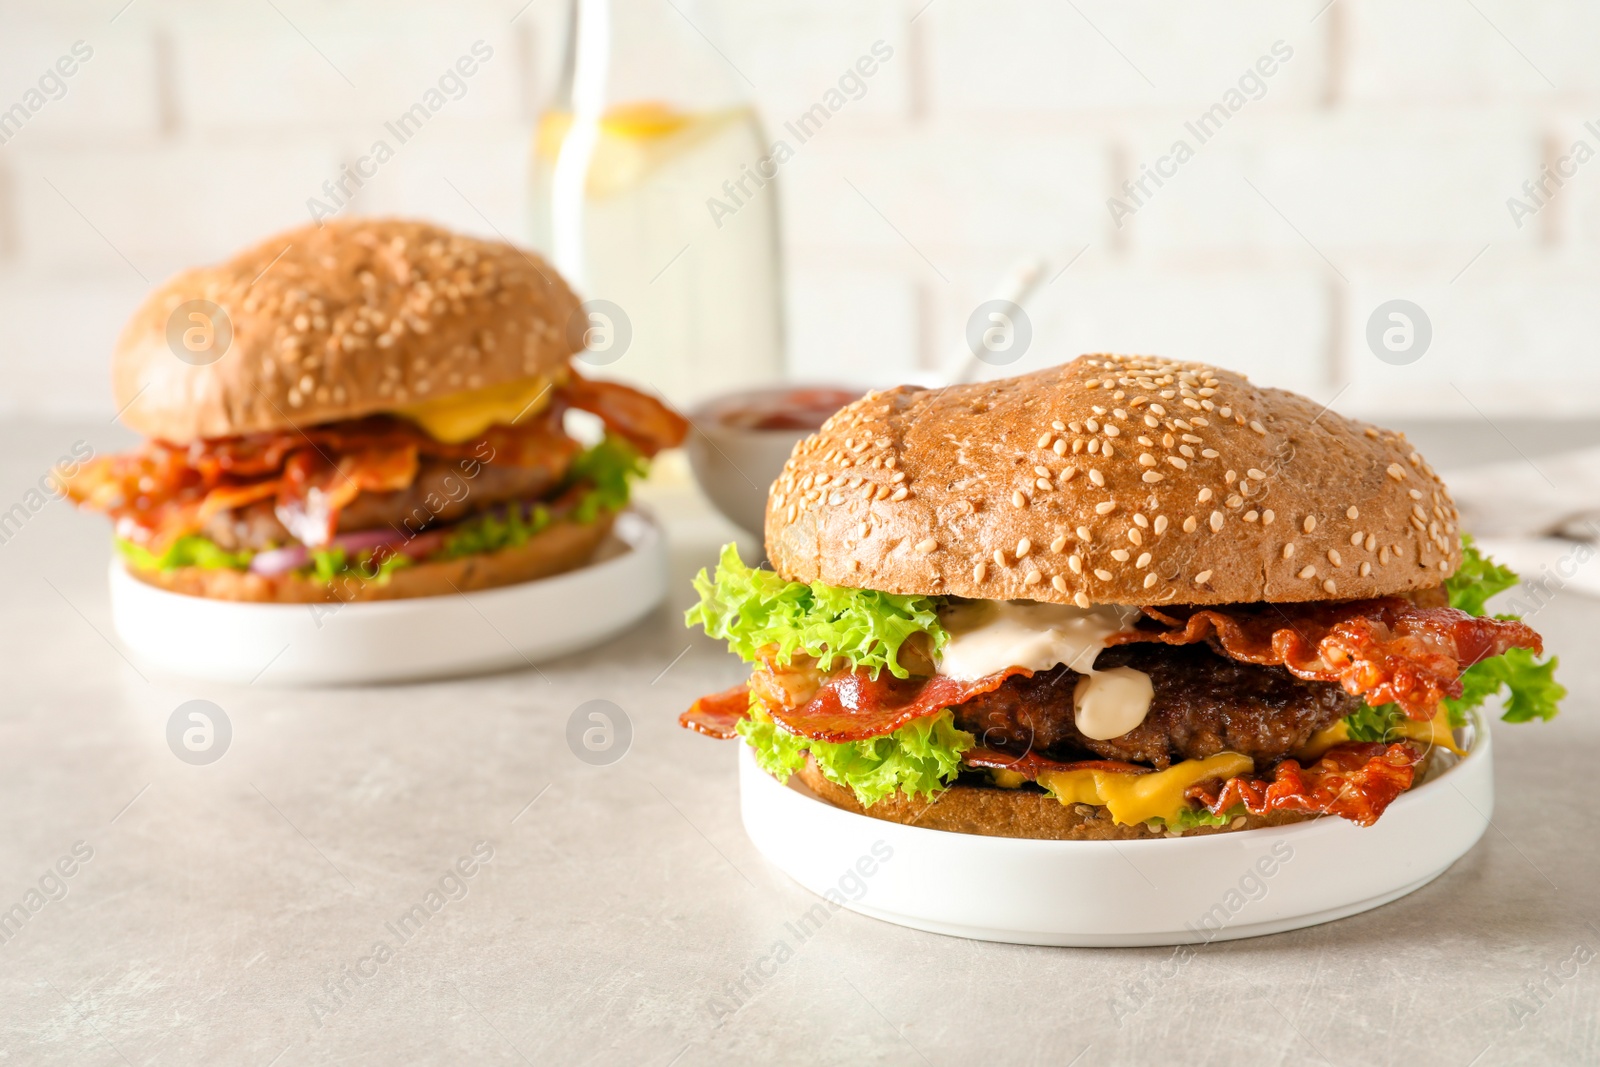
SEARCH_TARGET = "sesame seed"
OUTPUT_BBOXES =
[1244,510,1259,522]
[1365,533,1376,551]
[994,549,1007,567]
[1038,433,1053,448]
[1303,515,1316,534]
[1094,568,1114,581]
[1013,490,1028,508]
[1053,439,1068,456]
[1182,516,1198,533]
[1074,591,1091,609]
[1299,565,1317,579]
[890,487,909,501]
[1323,578,1338,594]
[1133,513,1149,528]
[1139,453,1157,467]
[1095,501,1116,515]
[916,538,938,554]
[1104,444,1115,458]
[1226,495,1243,509]
[1198,488,1214,503]
[1036,478,1052,491]
[1068,554,1083,574]
[1060,467,1077,482]
[1143,572,1158,589]
[1128,529,1143,546]
[1016,538,1032,558]
[1209,511,1224,532]
[1169,456,1188,470]
[1380,546,1390,564]
[1077,526,1092,540]
[1195,569,1213,583]
[1150,404,1166,416]
[1262,509,1276,525]
[1052,420,1066,432]
[1052,575,1069,593]
[1024,570,1042,586]
[1328,549,1342,566]
[1283,543,1295,559]
[1086,418,1100,432]
[1112,549,1131,562]
[1136,552,1152,568]
[1250,420,1266,435]
[1247,468,1265,480]
[1153,515,1169,535]
[1360,562,1372,577]
[1089,469,1106,487]
[1347,506,1360,519]
[1350,531,1363,547]
[1387,463,1407,481]
[974,562,988,582]
[1143,472,1163,483]
[1200,449,1219,459]
[1105,425,1121,438]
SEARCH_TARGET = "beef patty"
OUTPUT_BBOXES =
[950,643,1359,769]
[202,456,567,550]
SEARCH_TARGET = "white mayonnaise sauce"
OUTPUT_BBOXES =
[937,600,1154,740]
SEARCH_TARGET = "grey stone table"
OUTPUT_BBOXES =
[2,416,1597,1066]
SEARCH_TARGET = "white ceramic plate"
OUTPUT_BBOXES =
[109,509,667,686]
[740,711,1492,947]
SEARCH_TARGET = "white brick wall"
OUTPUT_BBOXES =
[0,0,1597,419]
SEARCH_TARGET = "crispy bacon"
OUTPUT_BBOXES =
[960,746,1149,779]
[1185,741,1422,827]
[564,373,688,457]
[1112,599,1542,721]
[680,684,752,739]
[769,667,1031,743]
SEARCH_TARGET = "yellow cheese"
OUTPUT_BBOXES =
[1296,705,1463,761]
[395,374,560,443]
[1037,752,1255,826]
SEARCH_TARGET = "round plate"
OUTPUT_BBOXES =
[739,711,1492,947]
[108,509,667,686]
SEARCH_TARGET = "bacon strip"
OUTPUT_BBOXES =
[769,667,1030,743]
[1112,599,1541,720]
[1185,741,1422,827]
[960,746,1149,779]
[564,373,688,457]
[680,684,752,739]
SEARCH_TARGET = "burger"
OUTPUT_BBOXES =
[66,218,686,602]
[681,355,1562,839]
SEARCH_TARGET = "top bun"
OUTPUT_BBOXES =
[766,355,1462,606]
[113,218,582,442]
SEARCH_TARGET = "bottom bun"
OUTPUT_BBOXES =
[795,753,1433,841]
[126,513,615,603]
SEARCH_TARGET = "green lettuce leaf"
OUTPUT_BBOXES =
[568,435,647,524]
[1444,534,1520,616]
[1447,646,1564,724]
[436,503,553,560]
[736,709,973,807]
[1342,702,1412,741]
[685,543,948,679]
[116,534,252,572]
[1434,534,1563,723]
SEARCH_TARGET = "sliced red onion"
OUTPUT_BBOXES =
[249,545,307,576]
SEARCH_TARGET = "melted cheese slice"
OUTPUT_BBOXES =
[1296,705,1463,761]
[938,600,1152,740]
[395,374,560,442]
[1037,752,1255,826]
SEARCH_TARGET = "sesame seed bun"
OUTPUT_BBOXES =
[113,218,582,443]
[765,354,1462,605]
